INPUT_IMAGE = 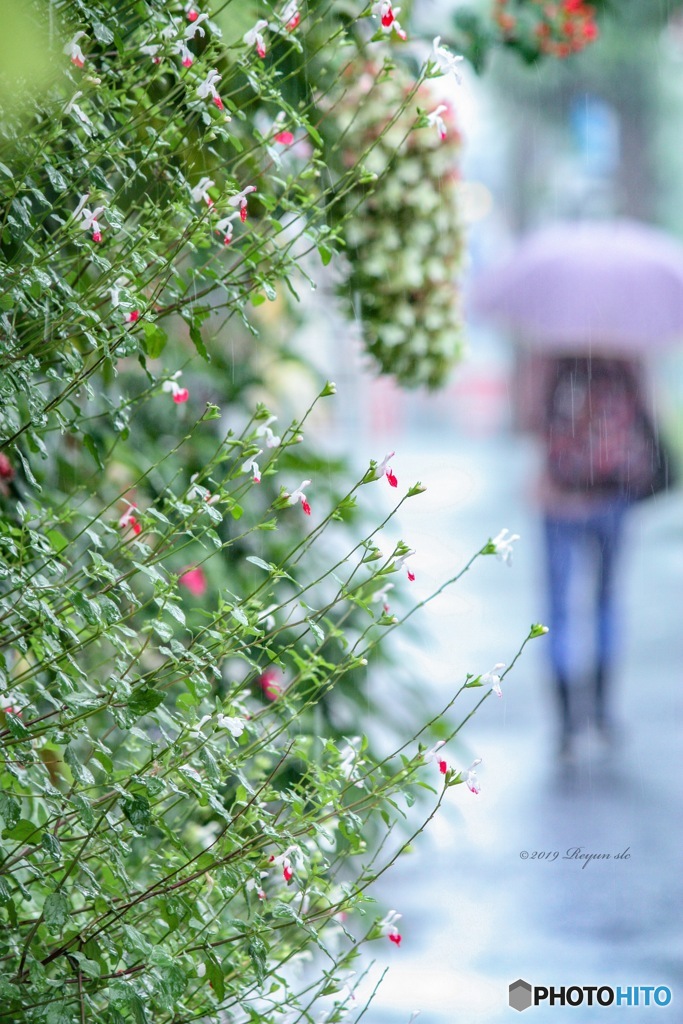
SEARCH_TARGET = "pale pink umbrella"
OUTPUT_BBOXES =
[471,219,683,352]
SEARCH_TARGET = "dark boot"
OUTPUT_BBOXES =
[555,673,572,755]
[594,663,613,738]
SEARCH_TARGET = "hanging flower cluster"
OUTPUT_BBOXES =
[492,0,598,59]
[330,60,465,388]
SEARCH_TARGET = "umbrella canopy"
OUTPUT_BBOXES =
[471,219,683,352]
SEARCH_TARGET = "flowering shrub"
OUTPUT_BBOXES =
[0,2,549,1020]
[331,52,466,389]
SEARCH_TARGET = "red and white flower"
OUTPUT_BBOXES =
[377,451,398,488]
[185,3,199,21]
[244,19,269,58]
[162,372,189,404]
[227,184,257,223]
[286,479,311,514]
[124,310,140,323]
[282,1,300,31]
[188,473,216,504]
[242,450,263,483]
[64,32,87,68]
[373,2,407,39]
[380,909,402,946]
[372,581,394,613]
[74,194,105,242]
[196,68,224,110]
[176,40,194,67]
[424,740,448,775]
[215,213,239,245]
[393,547,415,580]
[457,758,482,794]
[191,176,215,206]
[480,662,506,698]
[426,104,448,141]
[119,502,142,536]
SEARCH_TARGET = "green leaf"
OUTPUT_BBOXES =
[0,793,21,829]
[83,434,104,471]
[46,1004,74,1024]
[189,322,210,361]
[47,529,69,553]
[123,795,151,834]
[128,687,164,718]
[142,322,168,359]
[41,832,62,862]
[3,819,39,843]
[248,936,267,985]
[44,891,70,931]
[0,877,12,904]
[245,555,273,572]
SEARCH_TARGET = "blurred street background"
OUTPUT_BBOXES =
[288,2,683,1013]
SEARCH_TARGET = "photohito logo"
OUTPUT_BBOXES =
[508,980,672,1012]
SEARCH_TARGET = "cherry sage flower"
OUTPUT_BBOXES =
[426,105,448,141]
[186,3,200,21]
[269,844,301,883]
[256,415,281,448]
[432,36,464,83]
[481,662,506,698]
[191,176,215,206]
[377,451,398,487]
[197,68,224,110]
[188,473,219,504]
[216,713,246,738]
[185,12,209,38]
[371,581,394,613]
[140,42,162,63]
[259,668,282,701]
[215,213,239,245]
[393,547,416,580]
[64,32,87,68]
[124,310,140,324]
[244,19,269,58]
[119,503,142,536]
[246,877,268,901]
[286,479,311,514]
[424,740,447,775]
[282,1,300,31]
[376,2,407,39]
[108,277,128,307]
[228,184,257,223]
[162,372,189,404]
[271,114,294,145]
[457,758,482,794]
[242,451,263,483]
[177,41,194,67]
[179,567,207,596]
[380,909,402,946]
[491,528,520,566]
[74,194,105,242]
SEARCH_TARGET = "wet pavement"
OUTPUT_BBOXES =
[348,429,683,1024]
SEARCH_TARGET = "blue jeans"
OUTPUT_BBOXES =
[544,501,628,688]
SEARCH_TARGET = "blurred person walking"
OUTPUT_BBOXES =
[535,353,668,752]
[472,219,683,754]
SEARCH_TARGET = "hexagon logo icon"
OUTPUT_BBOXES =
[509,979,532,1012]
